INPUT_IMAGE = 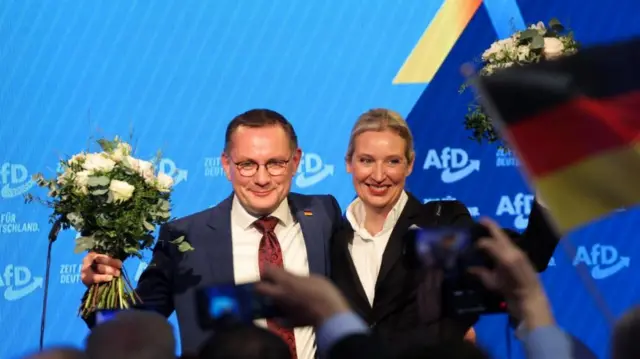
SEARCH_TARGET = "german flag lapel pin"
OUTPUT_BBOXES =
[303,210,313,216]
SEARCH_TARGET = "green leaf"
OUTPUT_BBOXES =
[548,18,564,32]
[91,189,109,196]
[530,35,544,50]
[519,29,538,41]
[97,138,116,152]
[170,235,185,244]
[177,241,194,252]
[158,199,170,211]
[143,220,155,231]
[74,236,95,254]
[87,176,110,187]
[124,246,139,254]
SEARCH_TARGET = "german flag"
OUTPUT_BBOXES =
[475,37,640,233]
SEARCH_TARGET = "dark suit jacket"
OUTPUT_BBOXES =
[84,192,343,355]
[329,333,390,359]
[330,192,559,356]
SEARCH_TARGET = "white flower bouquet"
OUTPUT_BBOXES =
[461,19,579,148]
[26,137,193,317]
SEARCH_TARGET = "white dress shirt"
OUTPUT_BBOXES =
[230,195,315,359]
[345,191,409,306]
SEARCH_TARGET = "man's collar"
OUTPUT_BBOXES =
[231,194,294,230]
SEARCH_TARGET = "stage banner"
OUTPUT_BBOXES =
[1,1,639,358]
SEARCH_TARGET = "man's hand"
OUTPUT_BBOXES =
[469,217,554,331]
[255,267,351,328]
[81,252,122,286]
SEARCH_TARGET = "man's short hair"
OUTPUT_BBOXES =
[85,310,175,359]
[198,324,291,359]
[224,109,298,153]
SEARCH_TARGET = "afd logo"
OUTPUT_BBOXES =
[423,196,479,217]
[0,265,43,301]
[496,193,534,230]
[295,153,334,188]
[573,244,630,280]
[1,163,35,199]
[156,158,188,186]
[423,148,480,183]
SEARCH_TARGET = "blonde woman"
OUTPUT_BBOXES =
[330,109,558,355]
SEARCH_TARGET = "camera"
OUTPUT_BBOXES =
[407,223,507,317]
[196,282,283,330]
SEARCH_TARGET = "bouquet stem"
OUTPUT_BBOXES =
[80,270,141,318]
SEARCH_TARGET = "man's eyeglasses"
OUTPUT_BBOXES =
[231,158,291,177]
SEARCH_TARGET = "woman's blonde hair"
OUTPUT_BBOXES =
[345,108,415,163]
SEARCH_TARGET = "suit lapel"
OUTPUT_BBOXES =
[336,223,371,311]
[289,194,325,276]
[204,194,235,284]
[375,195,422,290]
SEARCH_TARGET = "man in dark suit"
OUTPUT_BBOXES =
[80,109,342,357]
[331,192,559,356]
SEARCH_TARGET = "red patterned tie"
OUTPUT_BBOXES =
[255,216,298,359]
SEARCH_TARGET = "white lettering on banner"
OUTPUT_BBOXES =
[204,157,225,177]
[0,163,35,199]
[495,193,534,230]
[548,257,556,267]
[573,244,630,280]
[422,196,479,217]
[295,153,334,188]
[59,264,82,285]
[423,196,456,203]
[495,149,520,167]
[156,158,188,186]
[0,212,40,234]
[0,265,43,301]
[422,148,480,183]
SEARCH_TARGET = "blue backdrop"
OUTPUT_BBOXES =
[1,1,639,358]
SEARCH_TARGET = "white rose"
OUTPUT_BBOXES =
[156,173,174,193]
[543,37,565,59]
[110,142,133,162]
[82,153,116,173]
[116,142,132,156]
[74,171,90,194]
[138,160,153,174]
[68,153,86,166]
[535,21,546,35]
[123,156,141,171]
[482,43,500,61]
[109,180,135,202]
[136,160,155,183]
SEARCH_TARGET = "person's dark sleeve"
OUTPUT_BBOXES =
[326,194,344,277]
[515,199,561,272]
[81,224,176,328]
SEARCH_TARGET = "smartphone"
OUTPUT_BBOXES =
[196,282,281,329]
[411,223,493,272]
[96,309,120,324]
